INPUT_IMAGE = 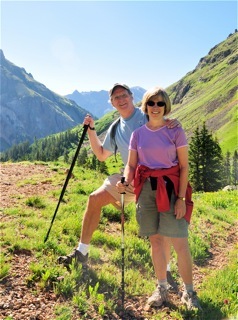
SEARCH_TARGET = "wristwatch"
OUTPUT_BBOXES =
[89,126,95,130]
[177,196,186,201]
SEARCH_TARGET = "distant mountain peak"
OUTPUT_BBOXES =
[0,52,89,151]
[65,86,146,118]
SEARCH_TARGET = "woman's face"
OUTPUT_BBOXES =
[146,95,166,119]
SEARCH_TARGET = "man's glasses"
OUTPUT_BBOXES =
[147,101,166,107]
[114,94,130,101]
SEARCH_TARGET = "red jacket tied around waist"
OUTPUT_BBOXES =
[134,164,193,223]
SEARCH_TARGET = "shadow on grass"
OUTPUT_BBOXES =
[178,301,225,320]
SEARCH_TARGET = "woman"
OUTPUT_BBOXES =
[116,86,200,310]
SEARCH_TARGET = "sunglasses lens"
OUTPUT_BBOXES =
[147,101,155,106]
[147,101,166,107]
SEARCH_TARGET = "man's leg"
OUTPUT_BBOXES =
[80,186,116,244]
[58,185,116,266]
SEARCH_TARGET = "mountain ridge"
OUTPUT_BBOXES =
[65,86,146,118]
[0,50,89,152]
[0,50,146,152]
[0,31,237,155]
[167,31,237,152]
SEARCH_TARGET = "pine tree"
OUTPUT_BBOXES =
[98,161,109,175]
[63,149,69,163]
[189,127,203,191]
[77,147,88,166]
[189,122,223,192]
[231,150,238,186]
[223,151,231,186]
[91,154,97,170]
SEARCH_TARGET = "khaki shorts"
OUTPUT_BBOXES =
[102,173,135,209]
[136,179,189,238]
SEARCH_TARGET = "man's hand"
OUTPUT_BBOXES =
[166,118,181,128]
[116,180,128,194]
[83,114,95,130]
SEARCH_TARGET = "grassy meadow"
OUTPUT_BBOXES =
[0,161,237,320]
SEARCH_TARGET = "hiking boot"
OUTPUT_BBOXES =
[147,286,168,307]
[167,270,179,293]
[58,249,88,268]
[181,291,202,310]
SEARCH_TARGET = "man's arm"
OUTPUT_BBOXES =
[83,115,112,161]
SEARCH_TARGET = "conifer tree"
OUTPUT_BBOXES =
[223,151,231,186]
[231,150,238,186]
[91,154,97,170]
[189,127,203,191]
[77,147,88,166]
[189,122,223,191]
[98,161,109,175]
[63,149,69,163]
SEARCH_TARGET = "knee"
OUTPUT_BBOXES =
[150,235,164,249]
[173,241,190,256]
[88,192,100,206]
[87,191,106,210]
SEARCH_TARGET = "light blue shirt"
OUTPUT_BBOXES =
[102,107,147,165]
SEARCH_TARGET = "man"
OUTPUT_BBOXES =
[58,83,179,291]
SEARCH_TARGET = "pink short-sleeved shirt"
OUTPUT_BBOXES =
[129,124,188,169]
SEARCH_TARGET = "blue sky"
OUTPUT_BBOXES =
[1,1,237,95]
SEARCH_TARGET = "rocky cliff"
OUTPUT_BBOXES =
[0,50,88,151]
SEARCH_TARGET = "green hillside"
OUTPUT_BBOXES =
[1,32,237,161]
[167,32,237,153]
[86,31,237,154]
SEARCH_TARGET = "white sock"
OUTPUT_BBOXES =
[77,242,89,256]
[167,263,170,271]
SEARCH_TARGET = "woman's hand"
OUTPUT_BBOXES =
[174,198,186,219]
[83,114,95,130]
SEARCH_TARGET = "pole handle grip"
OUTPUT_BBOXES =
[120,177,126,194]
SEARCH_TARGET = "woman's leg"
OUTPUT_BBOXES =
[170,237,193,285]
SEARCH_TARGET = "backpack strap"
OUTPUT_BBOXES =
[110,117,120,162]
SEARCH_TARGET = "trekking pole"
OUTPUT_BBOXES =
[120,176,126,310]
[44,124,89,243]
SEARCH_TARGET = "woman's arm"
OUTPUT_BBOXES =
[116,149,138,193]
[174,146,189,219]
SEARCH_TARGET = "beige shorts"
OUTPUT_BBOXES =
[102,173,135,209]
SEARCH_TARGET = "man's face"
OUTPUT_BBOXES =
[110,87,133,111]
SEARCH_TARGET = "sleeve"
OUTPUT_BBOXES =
[129,130,137,151]
[102,124,115,153]
[175,127,188,149]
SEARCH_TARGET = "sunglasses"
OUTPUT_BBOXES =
[147,101,166,107]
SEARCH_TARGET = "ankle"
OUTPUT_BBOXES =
[158,279,168,289]
[77,242,89,256]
